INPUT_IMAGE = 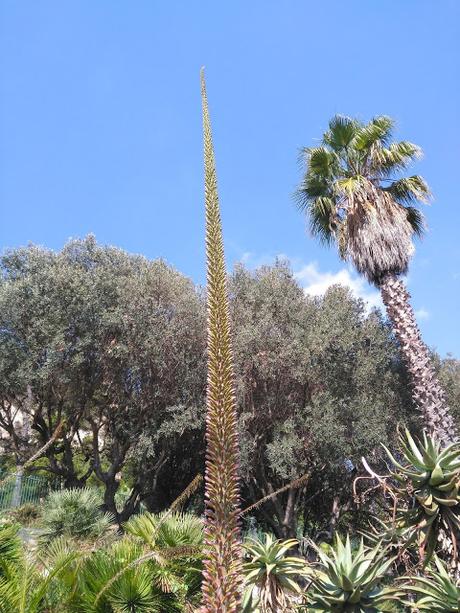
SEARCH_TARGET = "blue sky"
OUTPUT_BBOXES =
[1,1,459,355]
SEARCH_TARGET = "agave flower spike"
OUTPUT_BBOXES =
[200,68,243,612]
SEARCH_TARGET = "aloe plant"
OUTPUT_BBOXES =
[242,534,304,612]
[200,68,243,611]
[381,429,460,561]
[304,534,405,612]
[404,556,459,611]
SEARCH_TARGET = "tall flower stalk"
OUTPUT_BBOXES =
[200,68,242,612]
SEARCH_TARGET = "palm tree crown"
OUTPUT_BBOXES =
[297,115,430,284]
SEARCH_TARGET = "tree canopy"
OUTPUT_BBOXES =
[1,238,457,533]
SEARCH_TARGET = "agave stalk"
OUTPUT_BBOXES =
[200,68,242,612]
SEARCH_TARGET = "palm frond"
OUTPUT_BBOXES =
[295,171,336,243]
[385,175,430,205]
[200,68,242,611]
[323,115,360,151]
[406,206,426,237]
[304,146,338,178]
[295,171,331,207]
[308,197,337,244]
[376,141,423,174]
[353,115,395,150]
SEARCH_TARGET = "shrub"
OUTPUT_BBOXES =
[41,488,113,542]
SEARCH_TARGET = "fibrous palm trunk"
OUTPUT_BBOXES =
[200,69,242,612]
[379,272,457,446]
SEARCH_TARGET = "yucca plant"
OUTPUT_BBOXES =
[304,534,405,612]
[380,429,460,561]
[403,556,459,611]
[242,534,305,613]
[200,68,242,611]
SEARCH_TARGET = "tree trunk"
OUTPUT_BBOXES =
[379,272,457,445]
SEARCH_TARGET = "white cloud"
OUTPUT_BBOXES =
[415,308,430,321]
[237,252,383,312]
[294,262,383,311]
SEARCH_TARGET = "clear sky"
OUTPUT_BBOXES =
[1,1,459,356]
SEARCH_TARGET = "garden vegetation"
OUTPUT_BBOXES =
[0,74,459,611]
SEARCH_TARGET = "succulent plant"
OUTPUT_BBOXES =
[405,556,460,611]
[304,534,404,612]
[382,429,460,561]
[242,534,305,612]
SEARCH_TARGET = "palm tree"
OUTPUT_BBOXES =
[200,69,243,611]
[296,115,456,445]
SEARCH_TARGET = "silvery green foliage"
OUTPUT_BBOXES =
[40,487,113,542]
[0,237,206,520]
[230,262,413,537]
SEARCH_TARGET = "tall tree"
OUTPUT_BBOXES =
[0,237,206,520]
[231,262,413,538]
[296,115,456,445]
[200,69,242,611]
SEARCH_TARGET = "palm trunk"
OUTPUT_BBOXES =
[379,272,457,445]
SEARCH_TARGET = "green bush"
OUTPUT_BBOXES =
[40,488,113,542]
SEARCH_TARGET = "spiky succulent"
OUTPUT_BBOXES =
[404,556,460,611]
[200,68,242,611]
[382,429,460,560]
[242,534,305,612]
[304,534,404,612]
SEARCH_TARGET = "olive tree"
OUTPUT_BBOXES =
[0,237,206,521]
[230,261,413,538]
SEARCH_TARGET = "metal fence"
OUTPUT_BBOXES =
[0,472,56,510]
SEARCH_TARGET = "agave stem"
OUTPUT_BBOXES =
[200,68,242,612]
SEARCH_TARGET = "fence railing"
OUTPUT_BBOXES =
[0,472,57,510]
